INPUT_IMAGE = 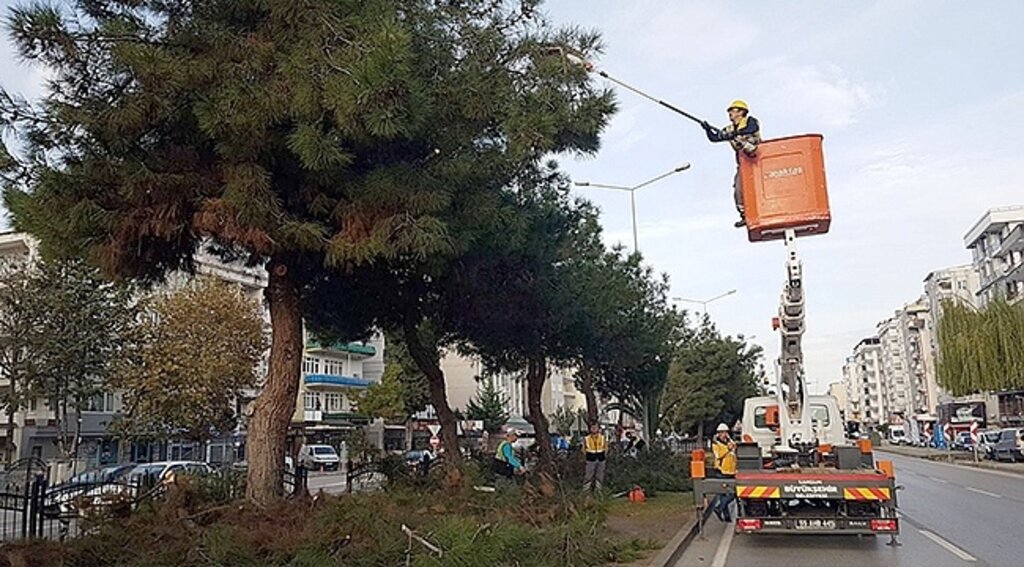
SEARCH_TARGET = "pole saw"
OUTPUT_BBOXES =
[547,46,709,127]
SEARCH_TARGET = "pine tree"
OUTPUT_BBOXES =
[466,377,510,434]
[0,1,614,502]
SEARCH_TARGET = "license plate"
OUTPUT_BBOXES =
[794,519,837,530]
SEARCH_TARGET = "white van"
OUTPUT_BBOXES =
[298,445,341,471]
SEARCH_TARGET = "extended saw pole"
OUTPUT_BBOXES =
[552,48,707,125]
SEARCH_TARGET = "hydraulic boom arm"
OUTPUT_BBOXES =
[776,229,807,425]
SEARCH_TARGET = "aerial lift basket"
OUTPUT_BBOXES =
[740,134,831,242]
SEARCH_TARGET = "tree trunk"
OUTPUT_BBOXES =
[525,355,554,474]
[246,259,303,505]
[401,317,462,477]
[697,420,705,447]
[578,369,599,425]
[6,375,16,464]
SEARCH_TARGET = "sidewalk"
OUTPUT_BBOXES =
[876,443,1024,476]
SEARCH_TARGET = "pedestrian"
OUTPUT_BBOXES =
[701,99,762,228]
[709,423,737,522]
[583,423,608,492]
[493,429,525,480]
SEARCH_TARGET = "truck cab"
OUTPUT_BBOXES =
[741,395,846,458]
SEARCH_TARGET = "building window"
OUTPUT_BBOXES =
[85,392,116,412]
[324,392,342,412]
[324,358,344,376]
[303,356,322,375]
[303,392,321,411]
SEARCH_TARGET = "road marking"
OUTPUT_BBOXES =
[919,529,977,562]
[880,450,1024,480]
[928,476,949,484]
[965,486,1001,498]
[710,523,734,567]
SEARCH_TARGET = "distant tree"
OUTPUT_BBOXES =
[13,258,135,461]
[353,334,431,423]
[937,298,1024,395]
[550,404,584,439]
[465,377,510,434]
[113,278,267,443]
[0,260,41,462]
[660,318,761,442]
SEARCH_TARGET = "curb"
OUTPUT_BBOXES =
[649,506,713,567]
[876,447,1024,477]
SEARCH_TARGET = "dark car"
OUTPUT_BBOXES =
[993,428,1024,462]
[952,431,975,451]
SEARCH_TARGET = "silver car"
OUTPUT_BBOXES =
[993,428,1024,462]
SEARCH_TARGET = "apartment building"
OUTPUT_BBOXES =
[844,338,885,427]
[964,205,1024,306]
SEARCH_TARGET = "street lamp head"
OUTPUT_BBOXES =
[674,163,692,172]
[574,181,591,187]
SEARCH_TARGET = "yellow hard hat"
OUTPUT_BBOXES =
[727,99,749,112]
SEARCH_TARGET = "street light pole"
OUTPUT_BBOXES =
[575,163,691,254]
[673,289,738,314]
[629,190,638,253]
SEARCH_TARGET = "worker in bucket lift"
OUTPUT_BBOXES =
[702,100,761,228]
[710,422,738,522]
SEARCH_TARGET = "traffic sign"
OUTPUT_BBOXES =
[429,435,441,449]
[427,424,441,436]
[970,421,979,444]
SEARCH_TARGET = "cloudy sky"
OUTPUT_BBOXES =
[541,0,1024,393]
[1,1,1022,393]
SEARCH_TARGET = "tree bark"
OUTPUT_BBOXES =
[246,259,303,505]
[578,369,599,426]
[401,317,462,475]
[525,355,554,474]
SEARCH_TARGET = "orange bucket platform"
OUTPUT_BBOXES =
[739,134,831,242]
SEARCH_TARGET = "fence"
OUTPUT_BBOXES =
[0,461,308,543]
[0,459,166,542]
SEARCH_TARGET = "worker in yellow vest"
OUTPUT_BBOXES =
[702,99,762,228]
[583,423,608,492]
[710,423,738,521]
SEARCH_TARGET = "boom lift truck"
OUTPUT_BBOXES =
[691,135,901,541]
[557,50,901,540]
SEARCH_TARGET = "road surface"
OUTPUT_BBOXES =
[674,452,1024,567]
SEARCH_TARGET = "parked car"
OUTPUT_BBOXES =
[952,431,975,451]
[125,461,215,486]
[978,430,1002,460]
[58,464,135,488]
[993,428,1024,462]
[298,445,341,471]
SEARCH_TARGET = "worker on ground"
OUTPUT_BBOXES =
[493,429,525,480]
[710,423,738,522]
[702,100,761,228]
[583,423,609,493]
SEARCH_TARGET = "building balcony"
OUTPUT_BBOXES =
[996,224,1023,257]
[305,340,377,357]
[304,374,372,388]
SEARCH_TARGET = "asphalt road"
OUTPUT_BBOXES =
[674,452,1024,567]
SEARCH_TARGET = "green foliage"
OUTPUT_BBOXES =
[465,377,511,433]
[550,405,585,437]
[660,317,762,437]
[0,257,135,459]
[0,0,616,497]
[354,333,432,422]
[0,260,39,458]
[604,448,694,495]
[937,297,1024,395]
[113,278,268,441]
[20,484,650,566]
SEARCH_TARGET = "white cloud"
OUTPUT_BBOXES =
[612,2,759,69]
[737,57,877,127]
